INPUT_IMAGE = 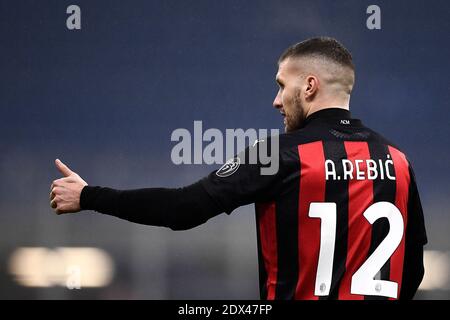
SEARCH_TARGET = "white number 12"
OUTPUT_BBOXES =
[309,201,404,298]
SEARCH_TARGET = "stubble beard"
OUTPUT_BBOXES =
[285,89,305,133]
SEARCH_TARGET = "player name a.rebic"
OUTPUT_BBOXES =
[325,155,395,181]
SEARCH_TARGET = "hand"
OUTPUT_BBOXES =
[50,159,88,215]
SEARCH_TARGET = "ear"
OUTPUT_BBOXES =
[304,75,319,100]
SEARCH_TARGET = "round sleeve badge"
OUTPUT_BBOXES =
[215,157,241,177]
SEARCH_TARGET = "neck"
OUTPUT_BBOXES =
[306,104,349,119]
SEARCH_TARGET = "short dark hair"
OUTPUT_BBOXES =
[278,37,354,71]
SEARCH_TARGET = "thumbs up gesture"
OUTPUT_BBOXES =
[50,159,88,215]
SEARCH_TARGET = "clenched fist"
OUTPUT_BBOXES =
[50,159,88,215]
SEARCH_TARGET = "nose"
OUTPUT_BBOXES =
[273,90,282,109]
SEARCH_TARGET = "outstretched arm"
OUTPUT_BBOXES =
[51,140,283,230]
[50,159,223,230]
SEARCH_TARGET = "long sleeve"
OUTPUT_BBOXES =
[80,137,284,230]
[80,180,223,231]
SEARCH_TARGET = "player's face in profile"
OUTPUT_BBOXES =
[273,58,306,132]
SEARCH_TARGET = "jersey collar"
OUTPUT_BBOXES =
[302,108,362,128]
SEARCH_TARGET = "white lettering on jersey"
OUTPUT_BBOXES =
[325,155,395,181]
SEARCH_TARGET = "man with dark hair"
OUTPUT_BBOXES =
[50,37,427,300]
[275,37,355,133]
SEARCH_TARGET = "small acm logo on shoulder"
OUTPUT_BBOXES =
[216,157,241,177]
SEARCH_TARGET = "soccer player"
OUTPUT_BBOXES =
[50,37,427,300]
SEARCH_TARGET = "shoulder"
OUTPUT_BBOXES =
[364,127,414,171]
[366,128,399,149]
[255,129,322,151]
[244,130,322,172]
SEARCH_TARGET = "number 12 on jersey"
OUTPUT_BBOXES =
[309,201,404,298]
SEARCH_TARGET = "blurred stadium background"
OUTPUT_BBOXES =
[0,0,449,299]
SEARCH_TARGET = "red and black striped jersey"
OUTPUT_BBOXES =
[201,108,427,300]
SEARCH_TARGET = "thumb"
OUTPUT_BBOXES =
[55,158,74,177]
